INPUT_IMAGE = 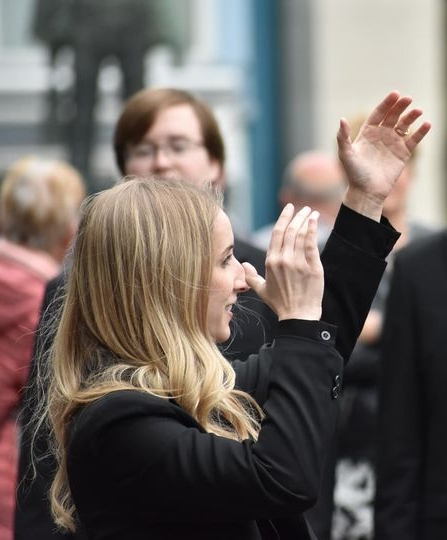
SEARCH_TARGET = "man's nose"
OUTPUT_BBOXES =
[152,147,173,169]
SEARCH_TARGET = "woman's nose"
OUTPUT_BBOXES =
[235,260,249,293]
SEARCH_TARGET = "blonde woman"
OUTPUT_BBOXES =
[36,91,429,539]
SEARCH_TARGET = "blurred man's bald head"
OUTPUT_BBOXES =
[281,151,346,203]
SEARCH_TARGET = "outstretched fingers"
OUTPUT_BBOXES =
[364,91,431,149]
[271,207,321,279]
[393,106,432,152]
[380,95,414,128]
[268,203,295,253]
[339,90,432,159]
[405,121,432,152]
[269,204,311,254]
[391,107,423,133]
[261,206,324,320]
[364,91,402,127]
[282,206,312,261]
[304,211,322,271]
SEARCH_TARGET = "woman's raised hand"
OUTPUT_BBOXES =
[338,91,431,221]
[243,204,324,321]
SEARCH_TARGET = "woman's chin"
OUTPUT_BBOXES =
[213,328,231,344]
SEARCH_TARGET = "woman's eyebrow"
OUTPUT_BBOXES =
[220,244,234,257]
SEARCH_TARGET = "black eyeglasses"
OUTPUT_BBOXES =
[126,138,205,161]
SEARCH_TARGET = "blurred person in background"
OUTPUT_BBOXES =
[252,150,346,252]
[31,0,73,142]
[374,227,447,540]
[0,156,85,540]
[32,0,189,187]
[307,115,434,540]
[114,87,279,359]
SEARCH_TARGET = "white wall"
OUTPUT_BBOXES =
[313,0,446,227]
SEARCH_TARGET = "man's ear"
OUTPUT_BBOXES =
[210,162,226,191]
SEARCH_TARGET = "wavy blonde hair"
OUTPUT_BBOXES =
[45,177,263,531]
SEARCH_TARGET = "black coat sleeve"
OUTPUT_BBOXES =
[320,204,398,363]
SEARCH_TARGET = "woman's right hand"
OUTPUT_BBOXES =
[243,204,324,321]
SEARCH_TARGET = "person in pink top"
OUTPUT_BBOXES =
[0,156,86,540]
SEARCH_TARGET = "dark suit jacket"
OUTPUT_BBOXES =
[374,230,447,540]
[15,205,398,539]
[68,320,340,539]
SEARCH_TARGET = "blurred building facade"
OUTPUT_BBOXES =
[0,0,445,233]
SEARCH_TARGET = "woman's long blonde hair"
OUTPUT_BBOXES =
[45,177,263,531]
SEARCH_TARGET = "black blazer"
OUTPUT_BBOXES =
[15,206,398,539]
[374,230,447,540]
[68,320,341,540]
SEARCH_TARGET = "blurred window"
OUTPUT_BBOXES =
[0,0,38,49]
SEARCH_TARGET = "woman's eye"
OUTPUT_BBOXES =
[222,254,232,267]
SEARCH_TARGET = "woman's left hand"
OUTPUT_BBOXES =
[338,91,431,221]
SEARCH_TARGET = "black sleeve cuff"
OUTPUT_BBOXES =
[333,204,401,259]
[277,319,337,345]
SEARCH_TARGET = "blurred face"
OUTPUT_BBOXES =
[208,209,248,342]
[125,104,221,187]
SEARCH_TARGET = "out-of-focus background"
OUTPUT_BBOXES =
[0,0,445,234]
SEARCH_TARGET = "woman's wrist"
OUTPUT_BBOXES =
[342,187,384,223]
[277,308,322,322]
